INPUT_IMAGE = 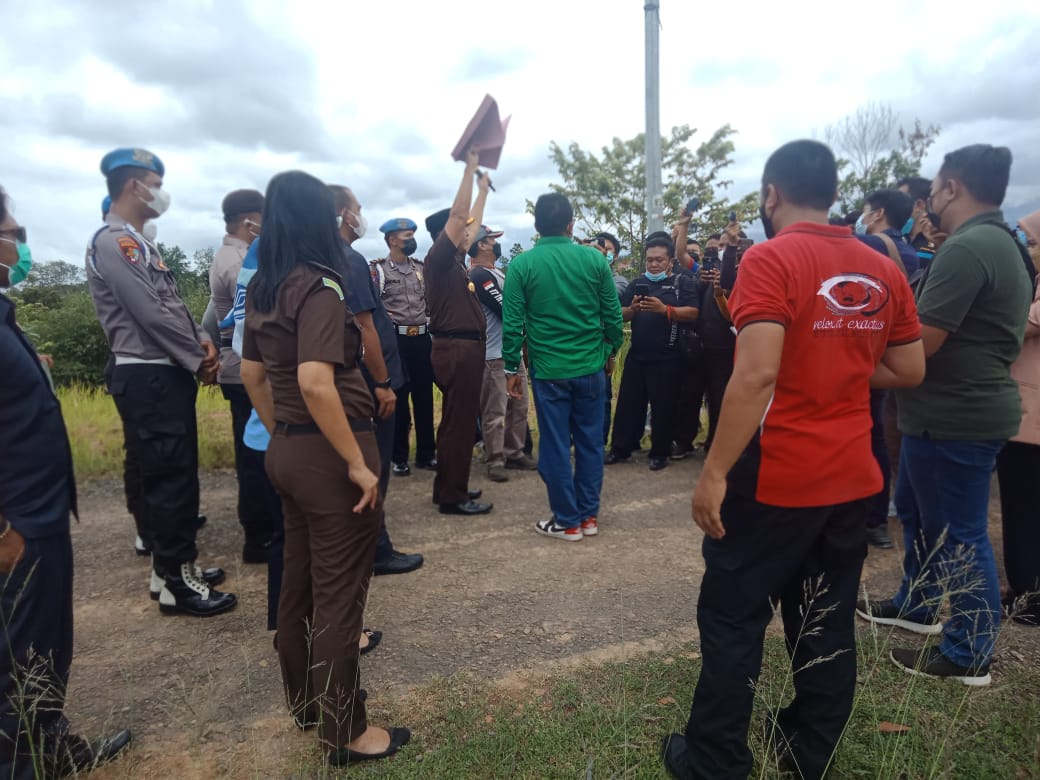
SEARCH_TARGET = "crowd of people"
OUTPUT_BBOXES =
[0,134,1037,778]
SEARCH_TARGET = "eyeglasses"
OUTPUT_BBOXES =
[0,226,27,243]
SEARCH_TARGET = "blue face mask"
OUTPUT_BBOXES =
[1016,227,1030,248]
[645,270,668,283]
[902,216,914,236]
[606,251,615,264]
[0,239,33,286]
[854,213,869,236]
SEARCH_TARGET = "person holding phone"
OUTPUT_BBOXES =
[606,232,700,470]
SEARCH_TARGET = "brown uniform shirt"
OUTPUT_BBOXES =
[242,263,375,425]
[425,231,486,335]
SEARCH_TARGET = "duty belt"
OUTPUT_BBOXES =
[396,324,428,336]
[273,418,374,436]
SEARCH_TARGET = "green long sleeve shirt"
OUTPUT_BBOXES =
[502,236,624,380]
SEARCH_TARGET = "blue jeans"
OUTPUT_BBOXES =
[531,372,607,528]
[892,435,1004,667]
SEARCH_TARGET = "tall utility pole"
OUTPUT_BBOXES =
[644,0,664,236]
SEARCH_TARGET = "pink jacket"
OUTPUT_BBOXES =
[1011,284,1040,446]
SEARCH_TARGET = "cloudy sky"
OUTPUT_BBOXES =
[2,0,1038,266]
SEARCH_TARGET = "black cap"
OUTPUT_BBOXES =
[425,208,451,238]
[222,189,264,221]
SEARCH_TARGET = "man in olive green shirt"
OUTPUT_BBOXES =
[503,193,624,541]
[859,145,1033,686]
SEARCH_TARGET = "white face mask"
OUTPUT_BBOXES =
[350,210,367,238]
[136,182,171,216]
[244,218,261,239]
[142,221,158,242]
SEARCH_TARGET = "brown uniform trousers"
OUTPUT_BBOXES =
[432,337,485,504]
[265,428,381,750]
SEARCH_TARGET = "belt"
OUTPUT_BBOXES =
[431,331,484,341]
[396,324,428,336]
[273,418,374,436]
[114,356,175,366]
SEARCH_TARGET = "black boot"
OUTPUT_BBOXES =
[157,562,237,617]
[242,534,275,564]
[149,562,225,600]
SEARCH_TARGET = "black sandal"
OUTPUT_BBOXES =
[359,628,382,656]
[328,727,411,766]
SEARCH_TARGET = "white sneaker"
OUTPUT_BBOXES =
[535,518,583,542]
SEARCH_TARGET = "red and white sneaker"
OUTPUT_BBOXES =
[535,518,584,542]
[580,517,599,536]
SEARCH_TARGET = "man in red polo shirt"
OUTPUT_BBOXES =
[662,140,924,780]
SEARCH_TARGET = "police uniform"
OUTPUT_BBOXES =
[86,148,234,617]
[241,260,382,754]
[372,218,436,470]
[424,210,492,513]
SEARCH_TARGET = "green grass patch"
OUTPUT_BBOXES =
[335,634,1038,779]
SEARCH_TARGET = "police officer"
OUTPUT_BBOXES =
[426,150,493,515]
[372,218,437,476]
[86,148,235,617]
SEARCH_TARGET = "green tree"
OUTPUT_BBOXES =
[540,125,758,259]
[826,102,940,216]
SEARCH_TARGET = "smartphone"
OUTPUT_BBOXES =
[736,238,753,253]
[685,197,700,214]
[632,282,650,298]
[728,210,738,223]
[701,249,719,273]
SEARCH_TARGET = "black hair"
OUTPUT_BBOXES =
[106,167,149,200]
[222,189,264,230]
[467,237,490,258]
[761,139,837,211]
[644,233,675,256]
[896,176,931,204]
[593,231,621,254]
[251,171,345,313]
[708,232,721,242]
[844,210,862,226]
[533,193,574,236]
[938,144,1012,206]
[328,185,356,213]
[828,216,847,226]
[865,189,913,230]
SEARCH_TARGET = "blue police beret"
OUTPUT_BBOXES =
[101,196,112,218]
[379,217,417,235]
[100,148,165,178]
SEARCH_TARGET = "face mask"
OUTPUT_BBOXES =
[401,237,418,256]
[142,221,158,242]
[492,243,502,260]
[244,218,261,239]
[645,270,668,282]
[1015,227,1030,248]
[606,251,615,264]
[137,182,171,216]
[759,203,776,240]
[690,252,700,264]
[0,240,33,286]
[902,217,914,236]
[854,213,869,236]
[351,211,367,239]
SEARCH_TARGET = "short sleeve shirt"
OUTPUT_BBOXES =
[242,263,375,425]
[425,231,486,335]
[727,222,920,508]
[621,274,699,361]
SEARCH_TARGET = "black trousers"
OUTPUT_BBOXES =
[221,383,279,544]
[0,534,74,779]
[373,411,396,562]
[675,353,706,450]
[684,494,868,780]
[610,355,680,459]
[866,390,890,529]
[700,348,734,452]
[996,441,1040,606]
[393,332,436,464]
[110,364,200,566]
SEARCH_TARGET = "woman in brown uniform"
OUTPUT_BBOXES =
[240,171,409,766]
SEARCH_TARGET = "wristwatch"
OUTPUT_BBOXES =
[373,378,392,390]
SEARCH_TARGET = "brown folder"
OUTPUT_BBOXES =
[451,94,510,170]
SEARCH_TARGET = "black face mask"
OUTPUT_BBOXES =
[690,252,701,264]
[759,204,777,240]
[401,237,418,256]
[492,242,502,260]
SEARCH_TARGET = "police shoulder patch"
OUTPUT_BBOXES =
[117,235,142,264]
[321,277,345,300]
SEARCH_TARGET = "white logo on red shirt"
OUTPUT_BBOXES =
[816,274,890,317]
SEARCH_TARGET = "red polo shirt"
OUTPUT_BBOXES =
[727,222,921,508]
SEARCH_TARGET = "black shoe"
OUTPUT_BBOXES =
[866,525,894,549]
[359,628,382,656]
[196,513,207,528]
[649,457,669,471]
[439,500,493,515]
[63,728,133,774]
[1003,592,1040,626]
[468,489,483,500]
[374,551,424,576]
[392,461,411,476]
[670,443,692,460]
[134,535,151,556]
[660,733,696,780]
[243,537,275,564]
[855,598,942,635]
[157,563,238,617]
[604,451,630,465]
[414,458,438,471]
[328,727,411,767]
[890,646,992,687]
[149,565,225,600]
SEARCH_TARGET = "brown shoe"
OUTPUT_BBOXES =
[505,454,538,470]
[487,465,510,483]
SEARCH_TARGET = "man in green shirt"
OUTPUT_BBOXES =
[503,193,624,541]
[858,144,1034,686]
